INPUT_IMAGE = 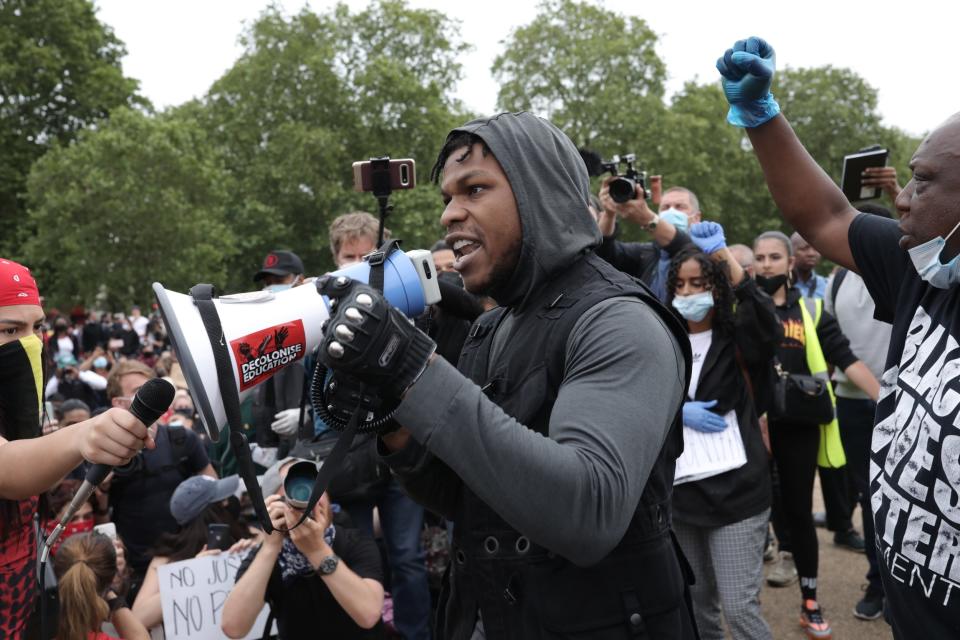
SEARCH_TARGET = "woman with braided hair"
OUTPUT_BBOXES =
[666,222,782,640]
[53,532,148,640]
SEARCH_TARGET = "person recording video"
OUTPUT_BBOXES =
[313,112,696,638]
[221,457,384,639]
[0,258,155,638]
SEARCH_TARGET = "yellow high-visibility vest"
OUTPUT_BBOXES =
[798,297,846,468]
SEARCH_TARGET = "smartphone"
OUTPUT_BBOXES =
[207,523,232,551]
[94,522,117,540]
[352,158,416,193]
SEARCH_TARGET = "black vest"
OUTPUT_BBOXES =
[439,253,697,640]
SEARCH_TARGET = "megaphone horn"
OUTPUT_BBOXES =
[153,248,441,442]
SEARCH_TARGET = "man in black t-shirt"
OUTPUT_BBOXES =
[105,361,214,589]
[222,458,384,639]
[717,36,960,638]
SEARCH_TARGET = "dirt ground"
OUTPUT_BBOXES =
[744,478,894,640]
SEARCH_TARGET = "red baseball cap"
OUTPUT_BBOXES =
[0,259,41,308]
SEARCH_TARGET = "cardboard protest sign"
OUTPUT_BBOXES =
[157,551,274,640]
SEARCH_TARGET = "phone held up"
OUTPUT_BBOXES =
[207,523,232,552]
[352,157,416,193]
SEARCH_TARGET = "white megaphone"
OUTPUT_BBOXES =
[153,249,441,441]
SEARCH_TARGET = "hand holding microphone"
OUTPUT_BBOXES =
[43,378,175,561]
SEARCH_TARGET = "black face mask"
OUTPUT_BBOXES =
[0,335,46,442]
[755,274,789,296]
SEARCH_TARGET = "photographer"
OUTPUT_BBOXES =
[221,458,384,639]
[0,258,155,637]
[45,352,106,409]
[594,179,695,299]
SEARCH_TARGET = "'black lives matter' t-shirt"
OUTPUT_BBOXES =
[850,213,960,639]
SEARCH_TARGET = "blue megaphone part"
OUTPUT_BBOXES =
[327,248,439,316]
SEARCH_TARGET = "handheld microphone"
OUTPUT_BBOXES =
[41,378,175,561]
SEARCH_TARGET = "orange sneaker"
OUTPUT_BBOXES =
[800,599,832,639]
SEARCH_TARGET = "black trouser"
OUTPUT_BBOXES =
[818,465,855,532]
[836,397,884,594]
[768,420,820,580]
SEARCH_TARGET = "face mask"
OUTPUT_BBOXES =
[93,356,108,369]
[265,283,292,293]
[0,334,45,441]
[660,208,690,234]
[755,274,788,296]
[44,518,94,555]
[908,219,960,289]
[672,291,715,322]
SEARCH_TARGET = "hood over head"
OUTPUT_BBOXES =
[439,112,600,309]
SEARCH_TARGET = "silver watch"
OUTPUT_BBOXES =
[317,553,340,576]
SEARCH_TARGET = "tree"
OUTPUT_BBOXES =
[191,0,470,289]
[23,108,234,310]
[492,0,667,150]
[0,0,145,256]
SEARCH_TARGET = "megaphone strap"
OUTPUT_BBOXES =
[189,284,274,531]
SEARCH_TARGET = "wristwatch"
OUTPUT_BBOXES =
[106,594,128,613]
[644,214,660,231]
[316,554,340,576]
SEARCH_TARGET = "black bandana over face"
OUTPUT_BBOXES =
[0,335,45,442]
[755,274,789,296]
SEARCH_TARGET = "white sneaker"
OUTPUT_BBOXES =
[767,551,799,587]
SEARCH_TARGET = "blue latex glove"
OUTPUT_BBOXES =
[716,37,781,128]
[690,221,726,254]
[683,400,728,433]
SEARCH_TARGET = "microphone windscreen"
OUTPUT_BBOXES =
[129,378,176,428]
[578,148,604,177]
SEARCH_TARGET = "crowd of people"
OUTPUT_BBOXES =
[1,35,957,640]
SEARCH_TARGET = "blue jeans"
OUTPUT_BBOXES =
[836,397,883,595]
[345,478,432,639]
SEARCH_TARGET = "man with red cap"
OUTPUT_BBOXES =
[0,258,156,638]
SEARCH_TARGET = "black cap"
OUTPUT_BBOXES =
[253,250,304,282]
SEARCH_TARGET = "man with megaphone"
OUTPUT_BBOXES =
[315,113,697,640]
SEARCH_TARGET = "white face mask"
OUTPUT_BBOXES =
[908,219,960,289]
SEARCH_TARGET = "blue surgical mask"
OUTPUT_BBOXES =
[93,356,108,369]
[908,219,960,289]
[265,283,292,293]
[672,291,715,322]
[660,208,690,234]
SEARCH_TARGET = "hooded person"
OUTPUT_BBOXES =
[313,112,696,639]
[0,259,155,637]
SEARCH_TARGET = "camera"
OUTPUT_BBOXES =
[599,154,647,203]
[283,460,319,510]
[579,148,648,204]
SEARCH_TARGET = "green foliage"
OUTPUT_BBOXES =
[23,108,234,309]
[0,0,144,256]
[493,0,666,149]
[191,0,470,289]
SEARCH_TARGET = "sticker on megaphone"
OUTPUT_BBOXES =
[152,248,441,441]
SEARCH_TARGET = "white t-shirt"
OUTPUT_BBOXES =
[687,329,713,399]
[131,315,150,339]
[56,335,74,356]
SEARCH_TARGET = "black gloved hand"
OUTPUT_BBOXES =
[317,276,436,399]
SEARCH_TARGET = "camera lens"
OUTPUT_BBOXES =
[283,460,318,510]
[609,177,637,203]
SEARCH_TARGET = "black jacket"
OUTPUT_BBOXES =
[595,224,693,296]
[672,277,781,527]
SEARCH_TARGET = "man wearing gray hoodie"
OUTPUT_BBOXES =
[316,112,695,639]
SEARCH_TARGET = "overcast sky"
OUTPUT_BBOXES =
[94,0,957,139]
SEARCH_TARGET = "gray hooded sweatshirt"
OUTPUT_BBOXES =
[386,112,686,567]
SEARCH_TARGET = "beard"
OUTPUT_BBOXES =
[467,236,522,304]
